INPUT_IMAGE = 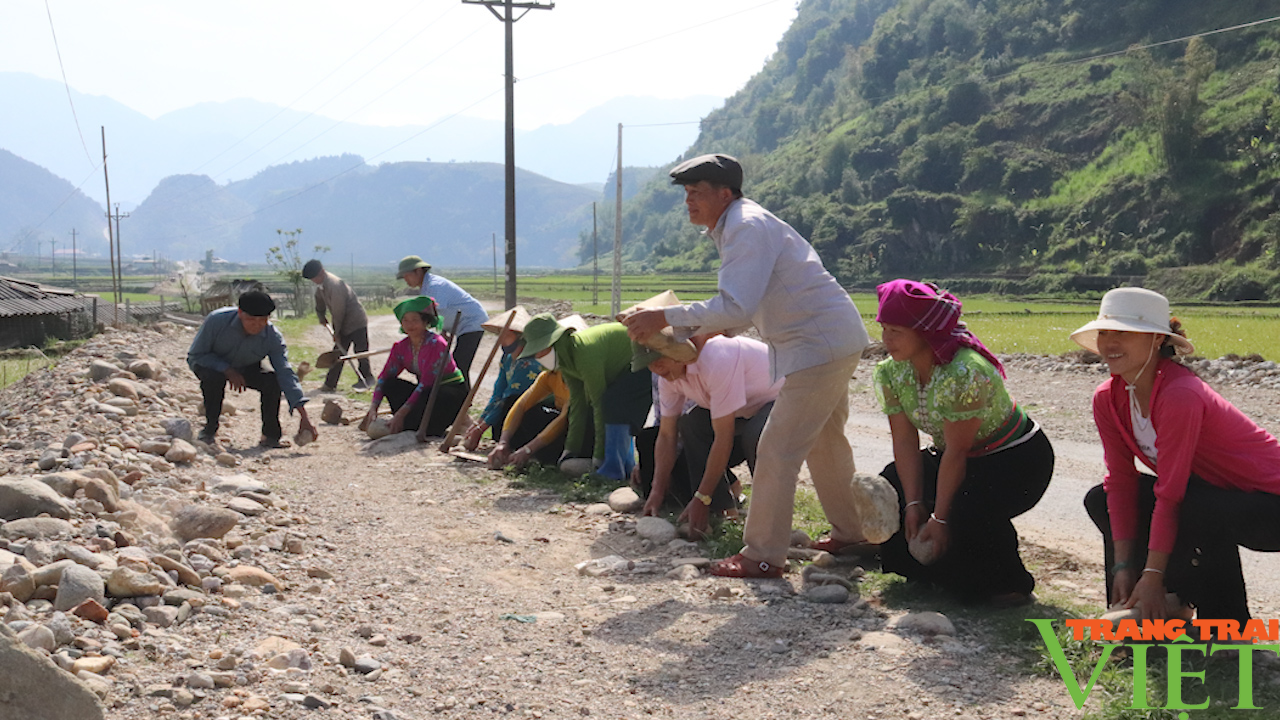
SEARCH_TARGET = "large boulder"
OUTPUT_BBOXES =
[0,622,105,719]
[849,473,900,544]
[1,517,75,540]
[106,567,163,598]
[170,506,240,543]
[0,479,72,520]
[54,564,106,612]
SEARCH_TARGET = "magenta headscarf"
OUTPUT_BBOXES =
[875,279,1005,378]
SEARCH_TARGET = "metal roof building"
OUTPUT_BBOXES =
[0,275,92,349]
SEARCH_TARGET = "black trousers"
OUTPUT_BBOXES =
[193,364,282,441]
[452,331,483,387]
[601,368,653,432]
[675,403,772,512]
[507,401,565,465]
[1085,475,1280,624]
[382,377,469,437]
[323,326,374,388]
[880,428,1054,601]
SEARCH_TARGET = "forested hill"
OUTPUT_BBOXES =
[610,0,1280,300]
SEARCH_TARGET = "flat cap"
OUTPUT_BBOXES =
[237,290,276,317]
[669,153,743,191]
[302,259,323,279]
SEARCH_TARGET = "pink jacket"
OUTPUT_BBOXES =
[1092,359,1280,553]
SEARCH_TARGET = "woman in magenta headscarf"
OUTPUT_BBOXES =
[873,279,1054,605]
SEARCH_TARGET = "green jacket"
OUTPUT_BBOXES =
[554,323,634,458]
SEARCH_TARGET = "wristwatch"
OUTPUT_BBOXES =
[693,491,713,506]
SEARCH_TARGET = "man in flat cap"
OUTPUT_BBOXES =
[621,153,873,578]
[187,290,317,449]
[396,255,488,385]
[304,259,375,391]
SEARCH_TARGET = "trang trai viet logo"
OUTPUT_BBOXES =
[1028,618,1280,714]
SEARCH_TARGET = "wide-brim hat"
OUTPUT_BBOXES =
[482,306,532,334]
[617,291,698,364]
[396,255,431,279]
[559,314,589,332]
[1070,287,1194,356]
[518,313,571,359]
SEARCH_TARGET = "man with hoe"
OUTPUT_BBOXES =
[303,259,375,391]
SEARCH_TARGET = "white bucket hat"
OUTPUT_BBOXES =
[1069,287,1194,356]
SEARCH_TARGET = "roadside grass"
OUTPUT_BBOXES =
[0,354,56,390]
[506,462,623,504]
[445,275,1280,360]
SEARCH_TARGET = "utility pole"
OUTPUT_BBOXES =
[49,239,57,275]
[592,202,598,309]
[69,228,78,289]
[462,0,554,310]
[110,204,130,307]
[492,232,498,294]
[612,123,623,317]
[102,127,119,324]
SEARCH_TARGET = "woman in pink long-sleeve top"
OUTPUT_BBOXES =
[361,296,467,437]
[1074,288,1280,633]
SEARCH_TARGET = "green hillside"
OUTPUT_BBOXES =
[611,0,1280,300]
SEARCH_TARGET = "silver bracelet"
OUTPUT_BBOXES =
[1142,567,1164,574]
[929,512,948,525]
[906,501,924,509]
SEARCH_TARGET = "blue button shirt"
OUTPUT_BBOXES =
[422,274,487,335]
[187,307,307,410]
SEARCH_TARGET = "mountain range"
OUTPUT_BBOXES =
[0,72,719,205]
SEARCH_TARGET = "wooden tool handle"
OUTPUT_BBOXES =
[440,311,516,452]
[416,311,464,443]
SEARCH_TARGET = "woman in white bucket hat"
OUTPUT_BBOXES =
[1074,287,1280,635]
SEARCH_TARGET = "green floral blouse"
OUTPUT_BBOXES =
[874,348,1016,451]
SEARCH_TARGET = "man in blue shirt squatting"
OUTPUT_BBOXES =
[186,290,318,449]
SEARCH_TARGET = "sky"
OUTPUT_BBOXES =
[3,0,800,130]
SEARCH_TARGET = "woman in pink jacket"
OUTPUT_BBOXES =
[1075,288,1280,630]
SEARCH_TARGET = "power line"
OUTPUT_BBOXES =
[519,0,787,84]
[186,0,438,178]
[259,23,489,169]
[43,0,94,168]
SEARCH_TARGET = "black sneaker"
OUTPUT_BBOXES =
[197,430,218,445]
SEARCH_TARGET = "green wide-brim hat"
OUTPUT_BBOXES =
[518,313,570,359]
[396,255,431,279]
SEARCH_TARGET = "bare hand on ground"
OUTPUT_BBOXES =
[225,368,246,392]
[916,517,949,560]
[487,442,511,469]
[678,499,711,540]
[463,425,485,452]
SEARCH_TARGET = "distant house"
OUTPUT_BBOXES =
[0,276,92,349]
[200,279,268,315]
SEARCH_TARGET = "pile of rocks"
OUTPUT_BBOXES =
[1003,351,1280,389]
[0,325,332,714]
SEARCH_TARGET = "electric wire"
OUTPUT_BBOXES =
[43,0,94,168]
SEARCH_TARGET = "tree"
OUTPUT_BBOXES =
[266,228,329,318]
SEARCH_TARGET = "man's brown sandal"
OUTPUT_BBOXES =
[708,553,784,579]
[810,537,880,557]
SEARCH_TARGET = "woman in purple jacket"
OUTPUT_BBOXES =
[1075,288,1280,631]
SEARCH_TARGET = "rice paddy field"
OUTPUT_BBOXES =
[454,273,1280,361]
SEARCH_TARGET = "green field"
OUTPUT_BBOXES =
[457,273,1280,360]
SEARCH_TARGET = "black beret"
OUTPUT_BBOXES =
[669,153,743,191]
[238,290,276,317]
[302,259,323,279]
